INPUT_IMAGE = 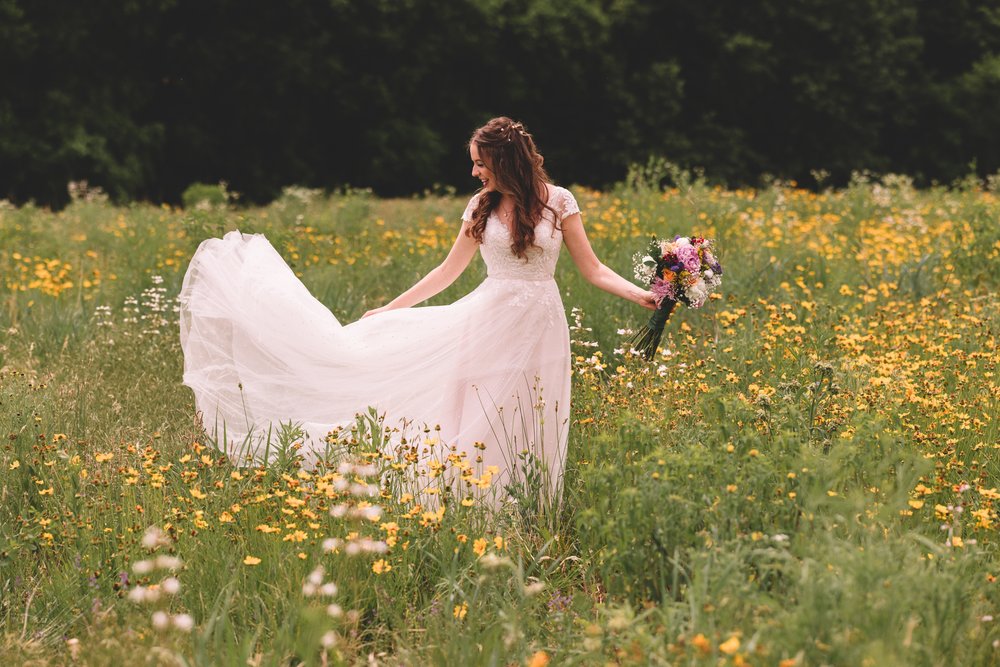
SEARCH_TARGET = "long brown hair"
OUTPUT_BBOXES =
[466,117,559,259]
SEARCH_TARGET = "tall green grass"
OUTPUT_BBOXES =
[1,175,997,665]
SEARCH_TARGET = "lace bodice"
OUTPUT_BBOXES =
[462,185,580,281]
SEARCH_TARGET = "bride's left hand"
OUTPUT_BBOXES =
[637,290,657,310]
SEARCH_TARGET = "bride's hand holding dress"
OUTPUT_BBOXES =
[360,215,480,319]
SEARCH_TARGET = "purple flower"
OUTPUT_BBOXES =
[547,590,573,613]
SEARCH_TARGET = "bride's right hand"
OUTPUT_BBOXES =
[362,306,388,319]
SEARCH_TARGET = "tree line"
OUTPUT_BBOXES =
[1,0,998,206]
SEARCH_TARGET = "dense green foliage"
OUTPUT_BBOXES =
[2,0,1000,206]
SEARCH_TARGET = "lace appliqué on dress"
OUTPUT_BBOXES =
[459,185,579,328]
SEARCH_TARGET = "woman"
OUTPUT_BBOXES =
[179,117,654,504]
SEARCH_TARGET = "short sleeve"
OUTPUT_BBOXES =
[461,192,481,224]
[556,187,581,221]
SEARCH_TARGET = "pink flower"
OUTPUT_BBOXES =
[650,277,676,307]
[675,245,701,273]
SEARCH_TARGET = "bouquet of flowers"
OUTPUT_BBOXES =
[629,235,723,359]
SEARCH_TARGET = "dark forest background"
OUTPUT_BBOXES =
[2,0,999,207]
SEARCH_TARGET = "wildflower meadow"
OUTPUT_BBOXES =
[1,167,998,665]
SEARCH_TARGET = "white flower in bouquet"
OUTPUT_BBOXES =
[686,278,709,307]
[632,251,657,283]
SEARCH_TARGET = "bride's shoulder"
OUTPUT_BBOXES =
[544,183,566,198]
[544,184,580,221]
[461,190,485,223]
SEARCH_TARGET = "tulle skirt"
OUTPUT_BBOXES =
[179,231,571,500]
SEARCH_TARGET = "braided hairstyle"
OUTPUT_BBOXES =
[466,117,560,259]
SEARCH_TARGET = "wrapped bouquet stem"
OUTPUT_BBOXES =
[629,235,723,359]
[630,297,677,360]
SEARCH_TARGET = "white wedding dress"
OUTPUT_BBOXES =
[179,185,580,502]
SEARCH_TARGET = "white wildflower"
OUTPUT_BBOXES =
[350,483,379,498]
[523,582,546,596]
[307,566,325,586]
[172,613,195,632]
[479,553,510,569]
[141,526,169,550]
[132,560,155,575]
[154,555,183,571]
[161,577,181,595]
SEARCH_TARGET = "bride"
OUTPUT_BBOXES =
[179,116,655,504]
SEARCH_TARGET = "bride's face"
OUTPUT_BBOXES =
[470,143,500,192]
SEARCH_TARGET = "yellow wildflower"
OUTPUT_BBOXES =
[719,636,740,655]
[527,651,550,667]
[473,538,488,557]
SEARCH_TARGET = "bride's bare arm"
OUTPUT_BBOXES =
[362,222,479,318]
[562,213,656,310]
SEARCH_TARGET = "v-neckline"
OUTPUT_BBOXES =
[491,185,552,237]
[491,209,514,237]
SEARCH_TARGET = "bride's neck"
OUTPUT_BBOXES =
[498,183,548,207]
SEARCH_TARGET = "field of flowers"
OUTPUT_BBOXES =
[1,170,998,665]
